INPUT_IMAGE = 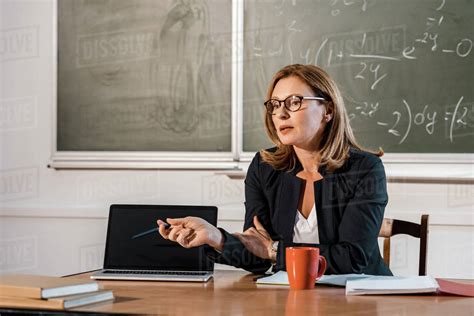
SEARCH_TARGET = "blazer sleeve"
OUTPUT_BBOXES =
[276,156,388,274]
[205,153,273,274]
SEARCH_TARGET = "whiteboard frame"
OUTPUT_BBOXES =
[50,0,473,179]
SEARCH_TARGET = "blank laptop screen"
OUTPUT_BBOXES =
[104,205,217,271]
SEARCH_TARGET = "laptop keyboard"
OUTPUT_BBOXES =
[103,270,208,276]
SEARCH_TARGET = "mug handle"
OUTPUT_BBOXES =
[315,255,327,281]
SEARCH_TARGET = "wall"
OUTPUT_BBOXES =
[1,0,472,278]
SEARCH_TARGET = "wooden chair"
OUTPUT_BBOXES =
[379,214,429,275]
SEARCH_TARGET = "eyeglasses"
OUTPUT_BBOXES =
[264,94,326,115]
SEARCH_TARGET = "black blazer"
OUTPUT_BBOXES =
[207,147,392,276]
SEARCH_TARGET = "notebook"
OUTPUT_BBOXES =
[91,204,218,282]
[435,278,474,297]
[0,274,99,299]
[345,276,439,295]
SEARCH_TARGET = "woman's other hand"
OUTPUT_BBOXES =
[157,217,224,251]
[234,216,274,260]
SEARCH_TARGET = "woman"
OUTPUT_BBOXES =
[158,64,392,276]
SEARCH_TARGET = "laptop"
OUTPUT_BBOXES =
[91,204,218,282]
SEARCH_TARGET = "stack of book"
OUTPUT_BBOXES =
[0,274,114,310]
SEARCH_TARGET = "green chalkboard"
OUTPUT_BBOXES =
[243,0,474,153]
[57,0,232,152]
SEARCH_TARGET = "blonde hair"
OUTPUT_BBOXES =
[260,64,382,173]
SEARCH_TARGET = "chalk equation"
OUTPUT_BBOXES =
[351,97,472,144]
[403,0,472,60]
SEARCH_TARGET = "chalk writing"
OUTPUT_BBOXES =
[355,101,379,117]
[354,62,387,90]
[330,0,368,16]
[403,0,472,60]
[372,97,470,144]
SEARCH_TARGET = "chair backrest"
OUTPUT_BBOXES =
[379,214,429,276]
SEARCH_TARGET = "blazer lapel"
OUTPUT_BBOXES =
[315,166,336,244]
[277,172,302,241]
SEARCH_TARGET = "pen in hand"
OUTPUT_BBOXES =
[131,221,170,239]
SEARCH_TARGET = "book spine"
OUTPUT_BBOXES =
[0,297,63,309]
[0,286,43,299]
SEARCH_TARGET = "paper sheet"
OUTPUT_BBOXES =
[256,271,373,287]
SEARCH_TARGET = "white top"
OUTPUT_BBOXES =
[292,204,319,243]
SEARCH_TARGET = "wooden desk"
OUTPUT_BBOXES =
[61,270,474,315]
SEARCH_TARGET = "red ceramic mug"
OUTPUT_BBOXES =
[286,247,327,290]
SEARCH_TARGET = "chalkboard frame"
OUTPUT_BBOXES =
[51,0,239,170]
[50,0,473,180]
